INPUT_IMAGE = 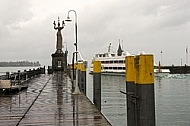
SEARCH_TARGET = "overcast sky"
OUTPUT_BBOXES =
[0,0,190,66]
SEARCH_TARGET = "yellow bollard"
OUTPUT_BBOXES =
[93,61,101,73]
[125,56,136,126]
[81,62,87,95]
[93,61,101,111]
[77,62,87,95]
[135,54,155,126]
[77,62,82,91]
[126,56,136,82]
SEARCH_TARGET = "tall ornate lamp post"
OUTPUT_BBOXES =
[65,10,78,61]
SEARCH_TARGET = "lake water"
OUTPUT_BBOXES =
[1,67,190,126]
[87,74,190,126]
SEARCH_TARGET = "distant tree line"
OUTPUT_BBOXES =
[0,61,41,67]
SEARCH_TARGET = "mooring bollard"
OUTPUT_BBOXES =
[18,70,21,84]
[81,61,87,95]
[126,56,136,126]
[73,63,77,90]
[93,60,101,111]
[78,62,82,91]
[24,70,27,80]
[135,54,155,126]
[41,66,45,74]
[6,72,10,80]
[77,62,87,95]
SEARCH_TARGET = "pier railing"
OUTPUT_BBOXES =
[0,67,45,80]
[0,67,45,92]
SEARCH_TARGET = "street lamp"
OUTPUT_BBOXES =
[65,10,78,61]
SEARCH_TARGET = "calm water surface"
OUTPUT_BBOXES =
[87,74,190,126]
[1,67,190,126]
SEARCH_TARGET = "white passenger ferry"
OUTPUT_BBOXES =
[90,43,131,75]
[90,43,170,75]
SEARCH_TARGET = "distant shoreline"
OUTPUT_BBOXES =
[0,66,40,67]
[0,61,41,67]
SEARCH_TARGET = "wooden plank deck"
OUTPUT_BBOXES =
[0,72,111,126]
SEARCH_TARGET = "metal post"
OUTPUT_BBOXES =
[78,62,87,95]
[93,61,101,111]
[77,62,82,91]
[72,62,81,94]
[42,66,45,74]
[18,70,21,85]
[135,54,155,126]
[6,72,10,79]
[126,56,136,126]
[72,52,81,95]
[72,53,75,91]
[81,62,87,95]
[24,70,27,80]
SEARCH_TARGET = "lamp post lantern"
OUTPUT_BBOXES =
[65,10,78,61]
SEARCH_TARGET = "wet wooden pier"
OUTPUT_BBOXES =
[0,72,111,126]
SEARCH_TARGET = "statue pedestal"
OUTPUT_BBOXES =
[51,51,66,71]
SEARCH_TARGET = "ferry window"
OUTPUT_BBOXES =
[118,67,122,70]
[108,67,113,69]
[101,61,105,63]
[114,60,118,63]
[119,60,123,63]
[105,61,109,64]
[122,67,125,70]
[113,67,117,70]
[110,61,113,63]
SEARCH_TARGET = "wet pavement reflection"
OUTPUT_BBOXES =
[0,72,111,126]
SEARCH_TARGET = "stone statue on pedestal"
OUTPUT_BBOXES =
[51,17,67,72]
[53,17,65,53]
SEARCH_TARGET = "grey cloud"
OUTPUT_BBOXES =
[0,0,190,66]
[74,0,190,65]
[0,1,33,26]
